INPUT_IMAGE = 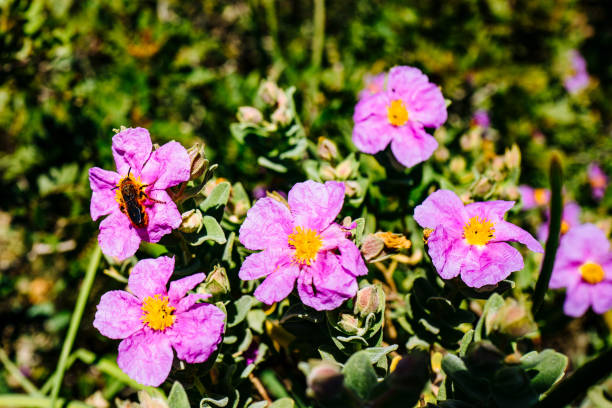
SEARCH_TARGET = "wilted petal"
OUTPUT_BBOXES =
[288,181,345,232]
[129,256,175,300]
[168,303,225,364]
[98,211,141,261]
[493,221,543,253]
[140,141,190,189]
[168,273,206,302]
[117,331,173,387]
[414,189,467,232]
[238,248,292,281]
[239,197,293,251]
[563,283,590,317]
[389,122,438,168]
[112,128,153,175]
[93,291,143,339]
[254,264,300,305]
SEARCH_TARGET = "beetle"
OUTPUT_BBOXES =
[113,169,163,228]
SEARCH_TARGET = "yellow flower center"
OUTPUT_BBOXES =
[533,188,548,206]
[288,226,323,265]
[387,99,409,127]
[580,262,605,284]
[463,216,495,246]
[141,295,176,331]
[560,220,570,235]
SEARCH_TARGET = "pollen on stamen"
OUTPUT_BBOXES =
[288,226,323,265]
[141,294,176,331]
[463,216,495,246]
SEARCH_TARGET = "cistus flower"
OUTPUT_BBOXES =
[414,190,543,287]
[519,185,550,210]
[537,202,580,242]
[550,224,612,317]
[93,256,225,386]
[472,109,490,129]
[352,66,447,168]
[563,50,589,95]
[588,163,608,200]
[89,128,190,260]
[357,72,386,100]
[238,181,367,310]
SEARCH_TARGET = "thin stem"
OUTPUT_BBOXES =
[0,348,42,396]
[49,246,102,408]
[311,0,325,70]
[248,372,272,403]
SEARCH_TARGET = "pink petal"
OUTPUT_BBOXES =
[387,66,429,95]
[238,248,292,281]
[352,116,394,154]
[288,181,345,232]
[89,167,120,191]
[112,127,153,176]
[427,229,470,280]
[140,141,190,189]
[168,273,206,302]
[413,189,468,232]
[167,303,225,364]
[558,224,610,264]
[320,223,348,250]
[337,240,368,277]
[89,168,120,221]
[239,197,293,251]
[253,264,300,305]
[93,291,143,339]
[465,201,515,222]
[591,282,612,314]
[137,190,182,244]
[117,330,174,387]
[461,243,523,288]
[492,221,543,253]
[389,122,438,168]
[563,283,590,317]
[550,262,580,289]
[175,293,211,313]
[563,202,581,226]
[98,211,141,261]
[297,252,358,311]
[353,92,389,122]
[129,256,175,300]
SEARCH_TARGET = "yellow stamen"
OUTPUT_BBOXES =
[533,188,548,206]
[580,262,605,284]
[387,99,409,127]
[141,294,176,331]
[288,226,323,265]
[463,216,495,246]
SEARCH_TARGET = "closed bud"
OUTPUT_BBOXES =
[434,146,450,162]
[486,298,537,338]
[201,266,230,298]
[504,144,521,169]
[337,313,360,334]
[237,106,263,124]
[271,106,291,125]
[361,234,385,261]
[473,177,492,196]
[317,137,339,161]
[179,209,203,233]
[354,285,383,317]
[259,81,281,105]
[187,143,208,180]
[319,164,336,181]
[344,181,361,197]
[449,157,466,173]
[335,158,356,180]
[306,361,343,401]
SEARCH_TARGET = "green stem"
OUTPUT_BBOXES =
[0,395,63,408]
[534,348,612,408]
[532,154,563,315]
[311,0,325,70]
[49,246,101,408]
[0,348,42,396]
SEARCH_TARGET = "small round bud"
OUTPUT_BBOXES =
[354,285,383,317]
[179,209,203,234]
[319,164,337,181]
[237,106,263,124]
[259,81,281,105]
[317,137,339,161]
[337,313,360,334]
[187,143,208,180]
[361,234,384,261]
[306,361,343,401]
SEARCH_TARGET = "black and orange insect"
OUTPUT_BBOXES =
[113,169,163,228]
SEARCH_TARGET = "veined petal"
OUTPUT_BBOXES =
[353,91,389,122]
[129,256,175,300]
[492,221,543,253]
[253,264,300,305]
[239,197,293,251]
[337,240,368,277]
[89,168,121,221]
[140,141,190,189]
[288,181,345,232]
[414,189,468,232]
[93,291,143,339]
[389,122,438,168]
[427,228,470,280]
[465,201,515,222]
[138,190,181,244]
[168,273,206,302]
[461,243,523,288]
[112,127,153,176]
[352,116,394,154]
[98,211,141,261]
[238,248,292,281]
[117,331,173,387]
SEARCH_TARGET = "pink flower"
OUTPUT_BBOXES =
[588,163,608,200]
[519,185,550,210]
[93,256,225,386]
[358,73,386,100]
[352,66,447,168]
[89,128,190,260]
[238,181,367,311]
[563,50,589,95]
[414,190,543,288]
[472,109,490,129]
[550,224,612,317]
[537,202,580,242]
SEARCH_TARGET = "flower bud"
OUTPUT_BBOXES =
[434,146,450,162]
[449,157,466,174]
[354,285,383,317]
[271,106,291,125]
[504,144,521,169]
[361,234,385,261]
[337,313,360,334]
[486,298,537,338]
[335,158,356,180]
[473,177,492,196]
[187,143,208,180]
[201,266,230,298]
[306,361,343,401]
[319,164,336,181]
[237,106,263,124]
[259,81,281,105]
[317,137,339,161]
[179,209,203,233]
[344,181,361,197]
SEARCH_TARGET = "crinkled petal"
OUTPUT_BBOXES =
[89,168,121,220]
[140,141,191,189]
[591,282,612,314]
[89,167,120,192]
[98,211,141,261]
[563,283,590,317]
[461,243,524,288]
[239,197,293,251]
[112,127,153,176]
[320,223,348,250]
[168,273,206,302]
[465,200,515,222]
[129,256,174,300]
[288,181,345,232]
[427,228,470,280]
[337,240,368,277]
[492,221,543,253]
[168,303,225,364]
[389,122,438,168]
[297,252,358,311]
[352,116,394,155]
[93,291,143,339]
[387,66,429,95]
[254,264,300,305]
[558,224,610,264]
[353,91,389,122]
[414,189,468,232]
[238,248,292,281]
[175,293,211,313]
[138,190,182,244]
[117,330,173,387]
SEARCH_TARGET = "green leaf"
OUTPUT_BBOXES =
[227,295,255,327]
[520,349,568,394]
[269,398,295,408]
[342,350,378,400]
[257,156,288,173]
[168,381,190,408]
[200,394,229,408]
[200,182,231,212]
[190,216,227,245]
[441,354,489,403]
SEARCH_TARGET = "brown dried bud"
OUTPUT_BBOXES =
[375,231,412,250]
[317,137,339,161]
[237,106,263,124]
[187,143,208,180]
[361,234,385,261]
[423,228,434,244]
